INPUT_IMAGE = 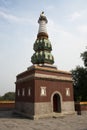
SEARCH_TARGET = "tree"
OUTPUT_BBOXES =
[72,66,87,101]
[0,96,3,100]
[72,48,87,101]
[0,92,15,101]
[81,49,87,67]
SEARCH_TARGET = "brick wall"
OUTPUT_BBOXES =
[0,101,15,110]
[35,78,74,102]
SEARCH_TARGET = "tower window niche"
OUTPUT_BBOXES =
[22,88,25,96]
[66,88,70,96]
[40,87,46,96]
[28,88,31,96]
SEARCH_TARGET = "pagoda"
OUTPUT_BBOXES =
[15,12,75,119]
[31,12,54,65]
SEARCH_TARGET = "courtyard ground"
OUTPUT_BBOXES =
[0,110,87,130]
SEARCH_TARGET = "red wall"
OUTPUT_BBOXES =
[15,79,35,102]
[15,66,74,103]
[35,78,74,102]
[0,102,15,110]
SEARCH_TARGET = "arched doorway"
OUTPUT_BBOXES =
[53,94,61,112]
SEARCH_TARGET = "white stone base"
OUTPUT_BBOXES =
[15,101,75,119]
[62,101,75,114]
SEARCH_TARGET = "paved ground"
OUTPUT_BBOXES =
[0,111,87,130]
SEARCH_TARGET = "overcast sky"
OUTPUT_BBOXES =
[0,0,87,95]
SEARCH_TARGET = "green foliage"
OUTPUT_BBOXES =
[0,92,15,101]
[72,66,87,101]
[81,48,87,67]
[0,96,3,100]
[72,47,87,101]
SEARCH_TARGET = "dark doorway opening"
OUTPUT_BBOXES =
[53,94,61,112]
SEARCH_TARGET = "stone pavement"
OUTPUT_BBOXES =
[0,111,87,130]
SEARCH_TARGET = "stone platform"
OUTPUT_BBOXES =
[0,110,87,130]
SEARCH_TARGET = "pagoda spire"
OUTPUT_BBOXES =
[31,12,54,65]
[37,11,48,39]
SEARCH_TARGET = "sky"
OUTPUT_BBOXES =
[0,0,87,95]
